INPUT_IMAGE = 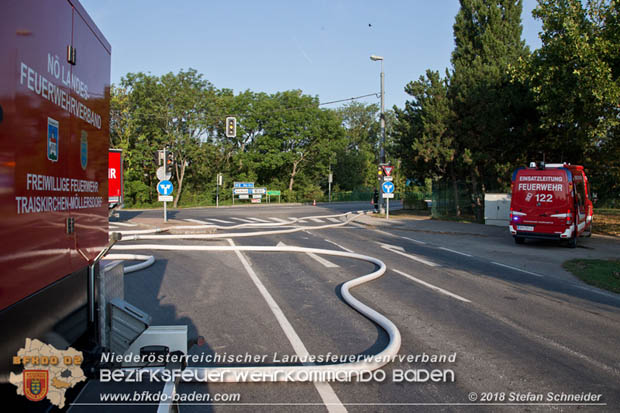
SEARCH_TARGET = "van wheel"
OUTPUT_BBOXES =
[514,236,525,244]
[568,236,577,248]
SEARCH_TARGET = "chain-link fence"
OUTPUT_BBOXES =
[431,180,483,221]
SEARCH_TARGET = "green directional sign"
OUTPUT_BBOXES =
[267,190,281,195]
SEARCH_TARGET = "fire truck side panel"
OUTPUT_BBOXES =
[0,0,110,382]
[67,5,111,265]
[0,0,110,311]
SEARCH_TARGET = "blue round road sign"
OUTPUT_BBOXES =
[382,181,395,193]
[157,180,174,195]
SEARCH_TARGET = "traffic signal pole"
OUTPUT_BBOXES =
[163,147,168,222]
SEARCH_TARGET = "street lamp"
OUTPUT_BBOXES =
[370,55,386,212]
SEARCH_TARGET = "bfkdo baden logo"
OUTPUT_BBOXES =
[23,370,49,402]
[10,338,87,409]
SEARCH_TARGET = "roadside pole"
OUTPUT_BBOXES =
[216,173,222,208]
[156,147,174,223]
[328,172,332,202]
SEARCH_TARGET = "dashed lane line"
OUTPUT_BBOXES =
[393,269,471,303]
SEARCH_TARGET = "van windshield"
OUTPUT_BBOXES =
[512,170,571,211]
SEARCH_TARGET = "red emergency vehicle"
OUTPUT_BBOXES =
[509,162,593,248]
[0,0,110,382]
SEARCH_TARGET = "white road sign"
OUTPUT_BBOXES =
[156,166,171,181]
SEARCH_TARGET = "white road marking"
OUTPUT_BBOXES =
[108,221,137,227]
[269,217,288,223]
[400,236,426,245]
[378,243,439,267]
[323,239,354,253]
[373,228,395,237]
[232,217,255,223]
[248,217,271,223]
[209,218,234,224]
[491,262,544,277]
[393,269,471,303]
[310,218,325,223]
[184,218,211,225]
[277,242,339,268]
[439,247,472,257]
[574,285,620,299]
[228,239,346,412]
[327,217,341,223]
[307,252,339,268]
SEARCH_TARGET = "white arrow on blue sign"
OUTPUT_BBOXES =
[382,181,395,193]
[157,180,174,196]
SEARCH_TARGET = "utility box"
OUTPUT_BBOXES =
[485,193,511,226]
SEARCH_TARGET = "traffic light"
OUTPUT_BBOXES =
[226,116,236,138]
[165,151,174,175]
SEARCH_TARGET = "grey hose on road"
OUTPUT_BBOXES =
[112,244,401,382]
[107,210,401,382]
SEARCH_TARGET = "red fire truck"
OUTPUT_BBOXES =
[509,162,594,248]
[0,0,111,383]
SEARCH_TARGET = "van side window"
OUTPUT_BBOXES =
[575,181,586,207]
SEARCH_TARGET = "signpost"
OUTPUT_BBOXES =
[267,190,281,204]
[108,149,123,209]
[382,181,395,220]
[157,180,174,222]
[231,183,268,205]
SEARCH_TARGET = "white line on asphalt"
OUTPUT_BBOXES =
[248,217,271,223]
[209,218,234,224]
[327,217,341,223]
[269,217,288,223]
[228,239,346,412]
[307,252,340,268]
[108,221,137,227]
[574,285,620,299]
[378,243,439,267]
[439,247,472,257]
[184,218,212,225]
[232,217,255,223]
[393,269,471,303]
[323,239,354,253]
[310,218,325,223]
[277,242,339,268]
[373,229,395,237]
[400,236,426,245]
[491,262,544,277]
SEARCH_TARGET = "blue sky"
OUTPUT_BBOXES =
[81,0,543,110]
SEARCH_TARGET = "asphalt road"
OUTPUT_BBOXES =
[99,202,620,412]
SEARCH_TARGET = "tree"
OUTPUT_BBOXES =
[450,0,531,219]
[334,102,380,190]
[249,91,344,195]
[520,0,620,202]
[109,70,218,207]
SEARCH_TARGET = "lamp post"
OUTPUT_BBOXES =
[370,55,385,213]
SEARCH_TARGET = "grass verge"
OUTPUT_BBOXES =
[593,209,620,237]
[563,259,620,294]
